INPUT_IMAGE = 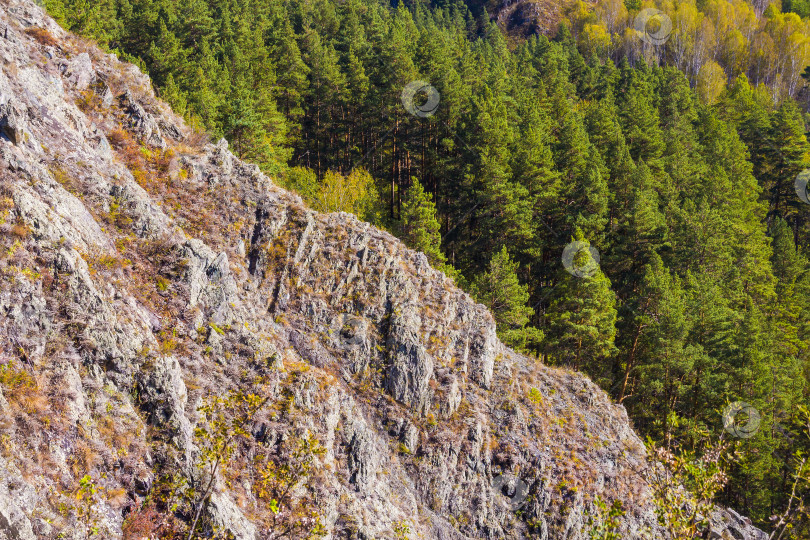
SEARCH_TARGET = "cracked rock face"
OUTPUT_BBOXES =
[0,99,26,145]
[0,0,768,539]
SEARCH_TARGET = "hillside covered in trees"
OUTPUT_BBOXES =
[34,0,810,535]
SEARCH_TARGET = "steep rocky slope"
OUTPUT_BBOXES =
[0,1,766,538]
[471,0,593,39]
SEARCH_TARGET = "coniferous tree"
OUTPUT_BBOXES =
[400,179,446,268]
[472,247,542,351]
[511,101,561,268]
[625,254,696,438]
[765,101,810,236]
[616,59,665,169]
[544,232,617,374]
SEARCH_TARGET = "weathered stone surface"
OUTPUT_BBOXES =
[98,84,113,108]
[207,492,257,540]
[63,52,93,90]
[121,89,165,148]
[708,508,770,540]
[0,99,25,145]
[385,307,435,414]
[139,355,193,457]
[0,458,36,540]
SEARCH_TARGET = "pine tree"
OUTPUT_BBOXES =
[459,85,533,271]
[511,101,561,267]
[544,232,617,374]
[221,88,267,162]
[159,73,188,117]
[551,91,609,245]
[178,0,215,49]
[624,255,696,439]
[608,160,667,292]
[616,59,665,168]
[400,179,446,268]
[472,247,542,351]
[269,17,310,130]
[771,217,807,290]
[719,75,773,192]
[146,19,188,88]
[765,101,810,236]
[299,27,346,175]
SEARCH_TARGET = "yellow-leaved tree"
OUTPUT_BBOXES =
[697,60,727,104]
[281,167,383,224]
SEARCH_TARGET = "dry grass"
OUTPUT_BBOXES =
[67,35,106,58]
[184,128,210,150]
[75,89,102,114]
[107,128,130,150]
[86,253,130,277]
[24,27,58,47]
[70,439,100,477]
[122,499,185,539]
[0,361,48,416]
[49,164,85,196]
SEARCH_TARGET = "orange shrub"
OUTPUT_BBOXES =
[24,27,58,47]
[107,129,132,150]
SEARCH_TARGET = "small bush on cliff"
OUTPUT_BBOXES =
[24,27,58,47]
[282,167,384,226]
[253,433,327,539]
[586,496,624,540]
[648,437,731,539]
[165,386,328,539]
[185,390,272,538]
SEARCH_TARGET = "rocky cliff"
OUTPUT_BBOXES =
[0,1,767,538]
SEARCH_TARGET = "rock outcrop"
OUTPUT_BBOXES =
[0,0,767,538]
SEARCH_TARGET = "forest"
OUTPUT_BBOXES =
[39,0,810,534]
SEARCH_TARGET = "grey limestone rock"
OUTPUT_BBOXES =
[0,99,25,145]
[121,89,165,148]
[207,491,257,540]
[63,52,93,90]
[0,458,36,540]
